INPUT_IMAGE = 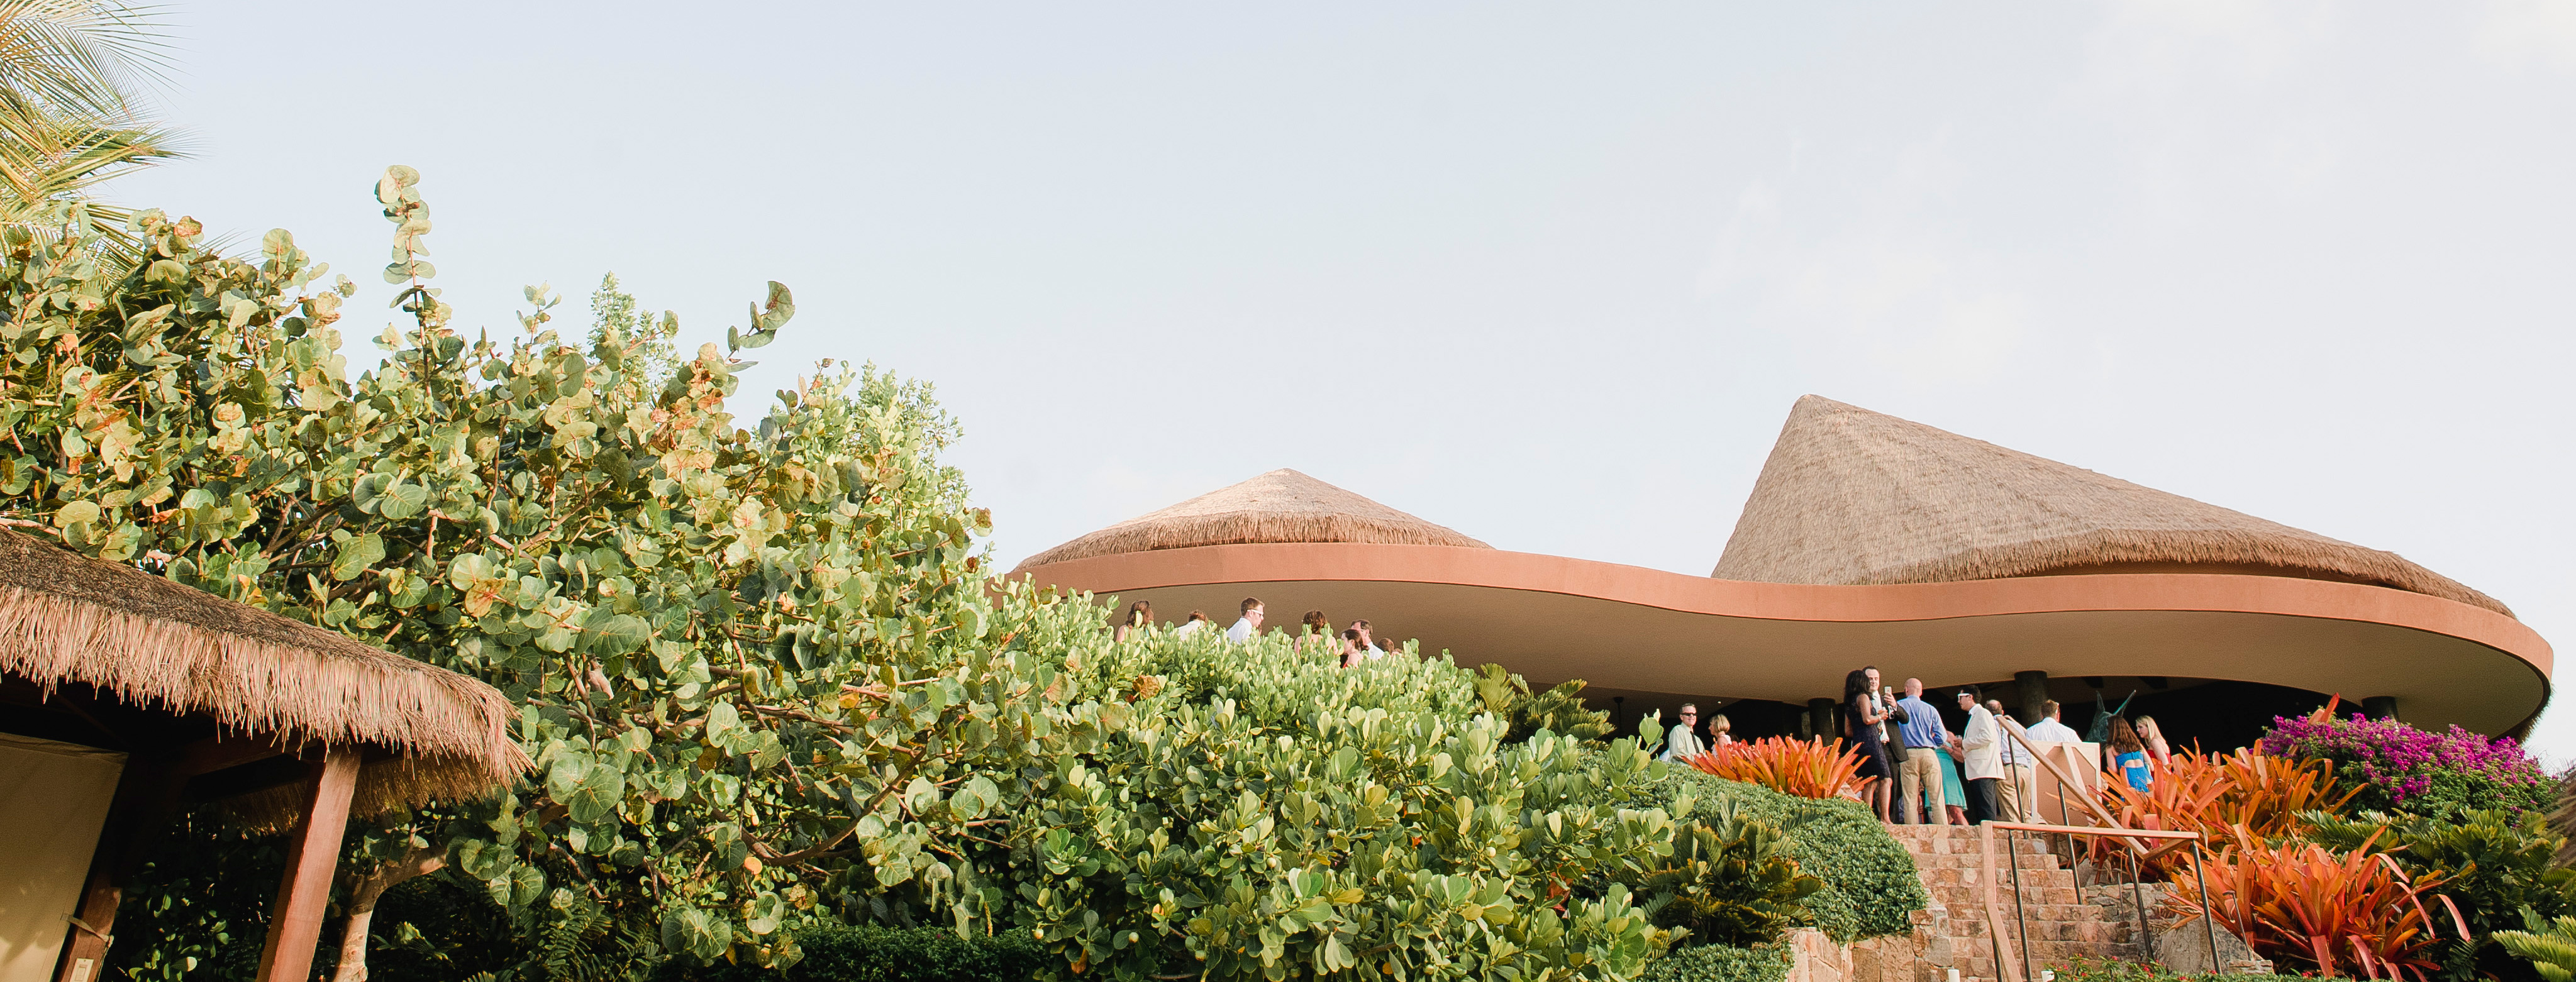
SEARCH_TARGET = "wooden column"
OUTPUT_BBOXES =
[255,747,362,982]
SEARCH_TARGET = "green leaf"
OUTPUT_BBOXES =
[582,612,651,654]
[377,481,427,520]
[331,533,384,580]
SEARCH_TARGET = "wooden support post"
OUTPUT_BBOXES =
[255,747,362,982]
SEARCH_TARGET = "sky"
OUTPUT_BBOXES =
[115,2,2576,757]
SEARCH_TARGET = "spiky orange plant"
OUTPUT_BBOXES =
[2093,748,2357,875]
[2167,827,2449,979]
[1685,736,1874,801]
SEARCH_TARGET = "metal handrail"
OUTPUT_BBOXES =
[1973,821,2227,982]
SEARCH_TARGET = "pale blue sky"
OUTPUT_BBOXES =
[119,2,2576,755]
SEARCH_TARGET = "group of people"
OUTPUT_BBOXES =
[1118,597,1407,668]
[1840,668,2178,827]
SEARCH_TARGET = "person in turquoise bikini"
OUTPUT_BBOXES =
[2109,717,2153,793]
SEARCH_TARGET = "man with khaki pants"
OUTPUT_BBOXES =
[1893,678,1950,824]
[1989,698,2033,822]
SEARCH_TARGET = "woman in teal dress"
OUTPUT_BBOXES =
[1933,747,1970,825]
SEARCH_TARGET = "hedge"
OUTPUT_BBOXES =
[648,924,1043,982]
[1638,942,1791,982]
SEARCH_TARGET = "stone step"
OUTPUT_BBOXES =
[1920,866,2077,887]
[1923,886,2087,907]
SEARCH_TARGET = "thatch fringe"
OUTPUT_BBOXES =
[1714,395,2511,617]
[0,530,528,810]
[1018,468,1489,570]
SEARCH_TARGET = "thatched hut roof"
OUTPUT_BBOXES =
[1712,395,2511,616]
[1016,468,1490,570]
[0,527,528,814]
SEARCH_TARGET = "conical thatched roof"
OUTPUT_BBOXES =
[0,527,529,814]
[1016,468,1490,570]
[1713,395,2511,616]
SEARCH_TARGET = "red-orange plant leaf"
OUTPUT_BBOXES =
[1685,736,1875,800]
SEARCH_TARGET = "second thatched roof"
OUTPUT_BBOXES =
[1016,468,1490,570]
[0,527,529,814]
[1712,395,2511,616]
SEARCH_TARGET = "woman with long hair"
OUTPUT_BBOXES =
[1845,667,1896,823]
[2108,717,2152,793]
[1112,600,1153,643]
[1338,627,1366,668]
[2135,715,2172,768]
[1299,610,1331,653]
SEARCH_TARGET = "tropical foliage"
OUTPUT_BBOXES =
[9,170,1021,979]
[0,0,182,255]
[1473,661,1613,742]
[1640,797,1823,947]
[1682,736,1871,802]
[650,922,1043,982]
[2095,748,2353,876]
[2260,712,2553,822]
[972,612,1685,980]
[2304,808,2576,982]
[2165,831,2454,979]
[1648,768,1925,944]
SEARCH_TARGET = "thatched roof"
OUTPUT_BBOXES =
[0,527,528,814]
[1712,395,2511,616]
[1016,468,1491,570]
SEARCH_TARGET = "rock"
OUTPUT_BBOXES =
[2151,917,2264,975]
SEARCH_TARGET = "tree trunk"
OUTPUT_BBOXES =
[330,847,445,982]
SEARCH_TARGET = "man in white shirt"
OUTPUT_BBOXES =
[1660,703,1707,761]
[1173,612,1208,638]
[1225,597,1264,643]
[2026,700,2079,743]
[1949,687,2002,825]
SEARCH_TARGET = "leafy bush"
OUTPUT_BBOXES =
[1637,943,1790,982]
[2499,913,2576,982]
[649,924,1042,982]
[2047,956,2307,982]
[2260,712,2551,822]
[2303,808,2573,982]
[1643,797,1824,946]
[2167,832,2450,979]
[955,612,1687,979]
[1649,766,1926,943]
[1474,662,1612,742]
[1682,737,1870,801]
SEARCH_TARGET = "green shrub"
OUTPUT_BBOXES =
[2302,808,2576,982]
[2500,912,2576,982]
[1637,943,1790,982]
[1647,766,1926,942]
[650,924,1042,982]
[948,609,1687,979]
[2048,957,2307,982]
[1643,797,1824,947]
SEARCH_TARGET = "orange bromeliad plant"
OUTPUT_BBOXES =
[1686,736,1875,800]
[2094,748,2357,874]
[2167,827,2451,979]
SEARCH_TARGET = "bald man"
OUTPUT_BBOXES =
[1894,678,1950,825]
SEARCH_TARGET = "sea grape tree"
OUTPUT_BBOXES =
[0,167,1050,976]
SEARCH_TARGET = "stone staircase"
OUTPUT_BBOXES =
[1846,825,2142,982]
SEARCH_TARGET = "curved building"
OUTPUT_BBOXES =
[1010,397,2551,744]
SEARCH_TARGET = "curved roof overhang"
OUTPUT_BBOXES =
[1013,543,2553,736]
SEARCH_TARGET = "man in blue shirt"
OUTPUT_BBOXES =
[1894,678,1951,825]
